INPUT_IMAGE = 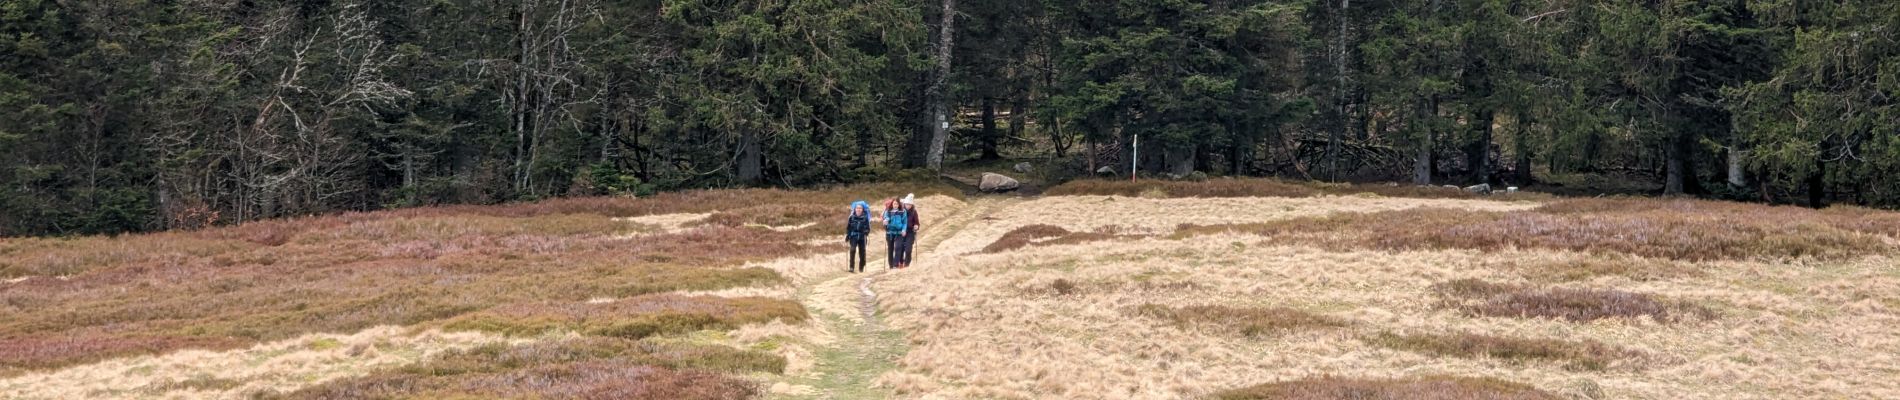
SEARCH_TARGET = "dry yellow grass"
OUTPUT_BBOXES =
[0,327,517,399]
[871,196,1900,399]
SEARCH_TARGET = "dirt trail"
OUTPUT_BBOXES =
[776,197,1013,399]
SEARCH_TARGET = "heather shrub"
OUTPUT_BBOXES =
[1133,304,1345,337]
[982,224,1148,253]
[1213,375,1563,400]
[443,295,808,339]
[277,360,758,400]
[1171,201,1897,261]
[405,337,786,376]
[0,185,871,371]
[1369,331,1639,370]
[695,204,837,228]
[1047,178,1553,201]
[1047,179,1320,198]
[0,334,246,372]
[1513,255,1700,282]
[982,224,1073,253]
[1432,279,1715,323]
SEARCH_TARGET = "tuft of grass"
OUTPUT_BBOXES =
[1369,331,1639,371]
[1212,375,1564,400]
[147,374,244,393]
[443,295,807,339]
[1133,304,1345,337]
[1049,279,1078,296]
[1433,278,1524,299]
[1432,279,1715,323]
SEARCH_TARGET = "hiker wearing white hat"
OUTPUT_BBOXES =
[898,193,920,268]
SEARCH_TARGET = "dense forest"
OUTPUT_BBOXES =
[1,0,1895,235]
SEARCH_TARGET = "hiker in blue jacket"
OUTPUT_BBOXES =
[845,201,872,273]
[883,197,908,270]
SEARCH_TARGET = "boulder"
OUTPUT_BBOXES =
[979,173,1021,192]
[1013,162,1034,173]
[1463,183,1492,194]
[1096,166,1118,175]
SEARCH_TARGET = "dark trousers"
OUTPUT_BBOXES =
[886,234,902,268]
[848,239,867,272]
[897,234,915,266]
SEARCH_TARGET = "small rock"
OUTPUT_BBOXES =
[1185,171,1209,181]
[1463,183,1492,194]
[1013,162,1033,173]
[1442,185,1460,190]
[979,173,1021,192]
[1096,166,1118,175]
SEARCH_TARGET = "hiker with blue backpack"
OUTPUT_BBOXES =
[883,196,910,269]
[845,201,872,273]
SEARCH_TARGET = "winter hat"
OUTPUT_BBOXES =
[901,193,915,205]
[851,200,869,213]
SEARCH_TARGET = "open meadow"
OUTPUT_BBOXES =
[4,179,1898,399]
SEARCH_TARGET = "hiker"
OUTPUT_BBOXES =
[845,201,871,273]
[898,194,921,268]
[883,197,908,270]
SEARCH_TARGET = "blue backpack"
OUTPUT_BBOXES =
[885,209,908,235]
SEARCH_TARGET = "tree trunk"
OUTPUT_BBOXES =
[1164,145,1193,176]
[1009,93,1026,140]
[1413,96,1433,185]
[1664,130,1687,195]
[1513,112,1532,186]
[1086,138,1096,172]
[1726,135,1746,189]
[737,129,762,185]
[1326,0,1351,182]
[1230,135,1253,175]
[979,97,999,160]
[1805,158,1825,208]
[511,4,533,193]
[1467,108,1493,184]
[923,0,957,171]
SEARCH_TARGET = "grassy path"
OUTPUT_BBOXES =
[774,197,1013,399]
